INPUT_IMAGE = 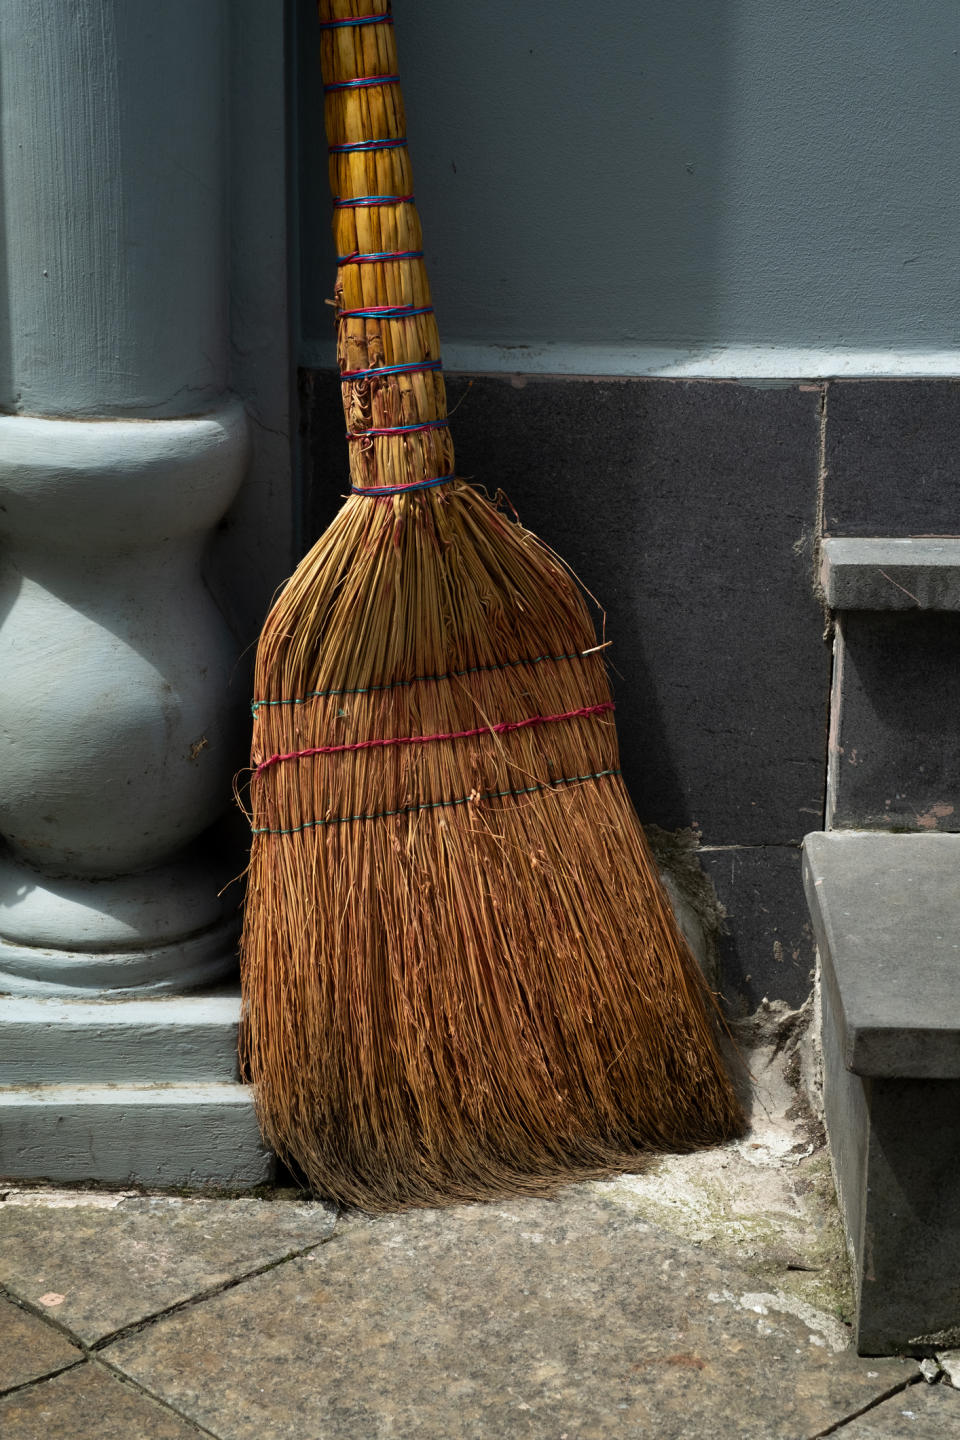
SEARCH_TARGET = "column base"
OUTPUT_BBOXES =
[0,916,239,997]
[0,842,241,996]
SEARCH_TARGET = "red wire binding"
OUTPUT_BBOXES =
[255,703,615,774]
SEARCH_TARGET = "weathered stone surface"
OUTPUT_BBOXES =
[810,832,960,1352]
[0,1294,81,1393]
[939,1349,960,1388]
[0,1361,200,1440]
[852,1074,960,1355]
[589,1015,852,1330]
[834,1380,960,1437]
[824,380,960,537]
[0,1192,336,1346]
[106,1192,912,1440]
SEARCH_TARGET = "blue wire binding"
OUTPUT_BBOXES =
[340,358,442,381]
[351,473,455,497]
[329,137,408,154]
[336,249,423,264]
[338,304,433,320]
[348,419,449,439]
[323,74,399,92]
[250,650,588,713]
[333,192,413,208]
[319,13,393,29]
[251,770,621,836]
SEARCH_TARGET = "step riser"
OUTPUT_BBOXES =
[823,999,960,1354]
[0,1087,272,1188]
[0,992,270,1189]
[0,1019,241,1085]
[0,995,243,1085]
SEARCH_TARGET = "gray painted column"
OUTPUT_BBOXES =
[0,0,249,994]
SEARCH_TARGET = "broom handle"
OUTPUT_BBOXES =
[318,0,456,498]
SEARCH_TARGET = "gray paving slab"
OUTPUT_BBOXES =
[105,1191,913,1440]
[0,1192,336,1346]
[831,1380,960,1437]
[0,1294,82,1393]
[0,1360,203,1440]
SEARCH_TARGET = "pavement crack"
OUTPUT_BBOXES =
[89,1236,336,1352]
[0,1278,88,1351]
[0,1355,86,1401]
[807,1373,922,1437]
[90,1357,226,1439]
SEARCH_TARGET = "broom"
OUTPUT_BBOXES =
[239,0,743,1210]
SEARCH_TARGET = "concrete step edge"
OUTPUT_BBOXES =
[0,1082,255,1105]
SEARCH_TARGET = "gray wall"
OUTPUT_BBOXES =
[298,0,960,367]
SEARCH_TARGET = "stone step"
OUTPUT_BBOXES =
[0,1083,272,1189]
[802,829,960,1354]
[804,830,960,1077]
[0,991,243,1086]
[821,537,960,612]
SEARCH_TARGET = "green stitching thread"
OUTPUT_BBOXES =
[251,768,620,836]
[250,652,588,715]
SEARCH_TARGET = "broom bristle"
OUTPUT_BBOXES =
[241,483,744,1209]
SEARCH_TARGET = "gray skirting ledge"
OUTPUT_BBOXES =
[0,989,273,1189]
[821,537,960,611]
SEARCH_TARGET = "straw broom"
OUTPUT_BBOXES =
[239,0,743,1209]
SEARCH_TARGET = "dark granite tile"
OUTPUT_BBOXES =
[701,845,816,1010]
[300,372,829,846]
[0,1362,200,1440]
[106,1194,911,1440]
[0,1295,82,1393]
[830,612,960,832]
[824,380,960,537]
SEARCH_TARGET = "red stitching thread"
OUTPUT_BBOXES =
[255,703,614,775]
